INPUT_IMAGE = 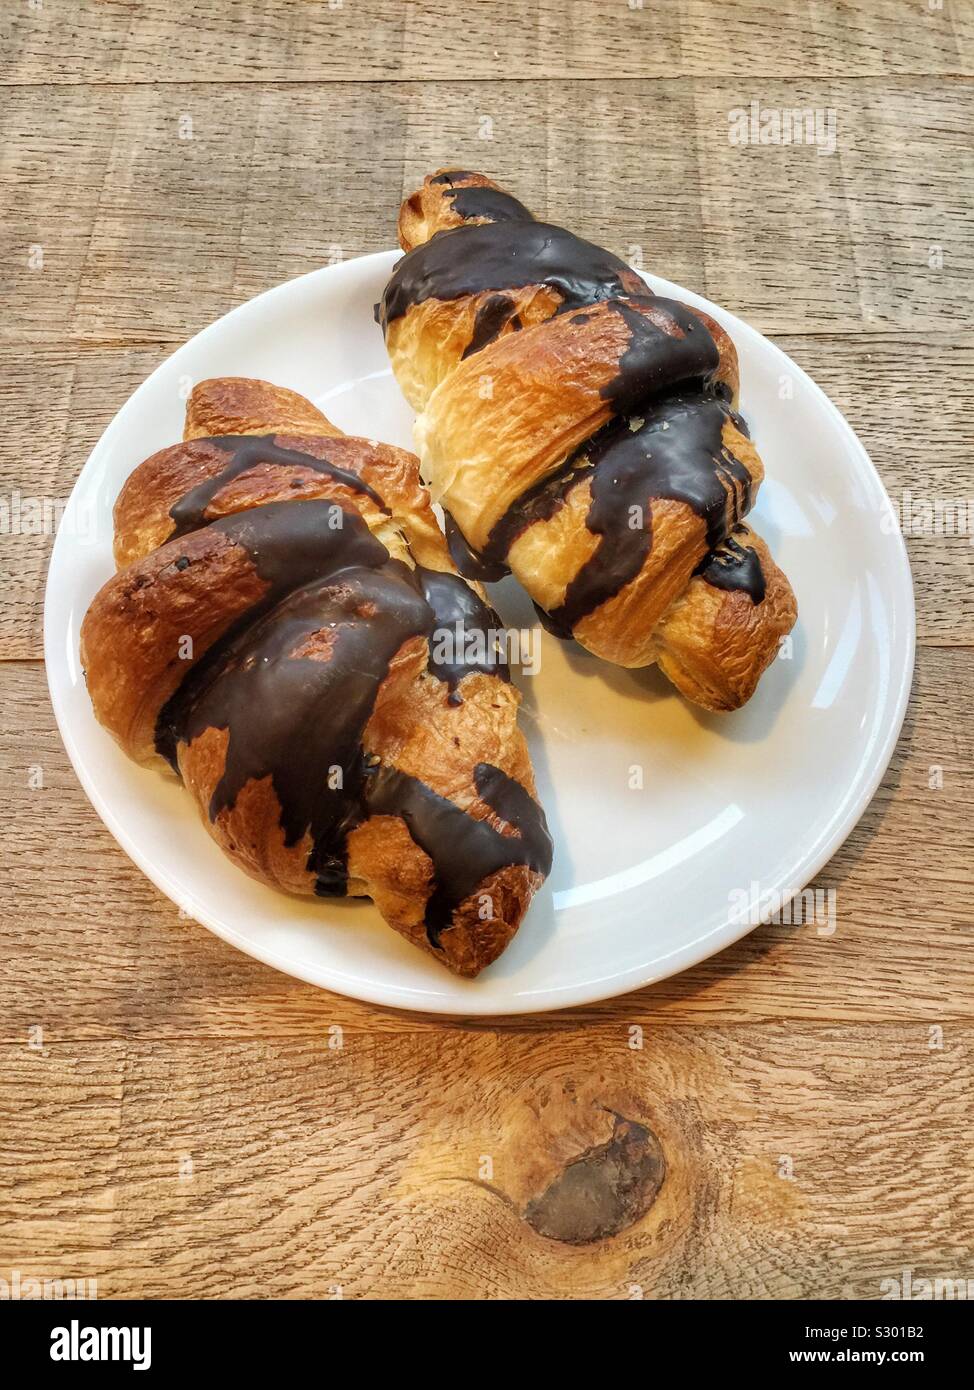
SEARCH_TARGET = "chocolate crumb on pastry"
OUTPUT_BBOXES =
[81,377,551,977]
[378,170,797,711]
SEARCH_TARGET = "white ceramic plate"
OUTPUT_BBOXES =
[45,251,915,1015]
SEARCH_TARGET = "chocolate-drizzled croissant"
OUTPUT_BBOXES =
[80,377,551,977]
[378,170,798,711]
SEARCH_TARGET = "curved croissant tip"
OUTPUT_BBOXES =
[183,376,343,441]
[425,863,545,977]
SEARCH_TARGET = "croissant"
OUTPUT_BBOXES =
[378,170,798,711]
[80,376,551,977]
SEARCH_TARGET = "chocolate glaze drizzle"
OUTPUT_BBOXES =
[155,500,391,767]
[382,177,770,624]
[155,498,550,945]
[431,171,535,225]
[380,220,643,332]
[696,529,766,604]
[600,300,719,414]
[548,395,754,634]
[445,511,510,581]
[461,292,517,360]
[417,564,511,695]
[168,435,388,541]
[368,762,551,945]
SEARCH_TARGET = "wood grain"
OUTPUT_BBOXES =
[1,1,970,85]
[1,0,972,1301]
[2,1025,971,1299]
[3,78,971,350]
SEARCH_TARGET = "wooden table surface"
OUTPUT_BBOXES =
[2,1,972,1300]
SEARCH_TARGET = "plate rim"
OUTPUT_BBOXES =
[43,251,917,1016]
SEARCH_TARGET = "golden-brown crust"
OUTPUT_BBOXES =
[385,283,564,414]
[184,377,343,440]
[397,169,519,251]
[113,432,453,574]
[385,172,797,709]
[415,298,742,549]
[169,629,542,978]
[81,376,548,976]
[653,526,798,711]
[394,172,653,412]
[348,665,542,976]
[507,416,762,669]
[81,523,271,766]
[175,633,428,900]
[393,172,706,415]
